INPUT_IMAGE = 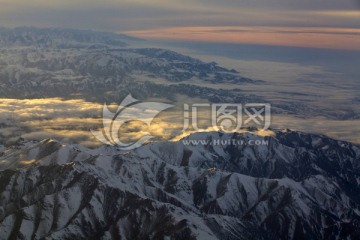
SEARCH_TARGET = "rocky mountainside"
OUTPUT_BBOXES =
[0,130,359,239]
[0,27,132,48]
[0,27,260,105]
[0,27,355,119]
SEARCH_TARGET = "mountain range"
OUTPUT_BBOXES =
[0,129,359,239]
[0,27,359,240]
[0,27,260,104]
[1,27,355,119]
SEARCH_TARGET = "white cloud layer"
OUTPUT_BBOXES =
[0,96,359,148]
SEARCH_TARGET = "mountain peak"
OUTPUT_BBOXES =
[1,130,360,239]
[0,26,133,48]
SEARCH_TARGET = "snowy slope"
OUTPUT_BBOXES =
[0,129,359,239]
[0,27,353,119]
[0,27,260,105]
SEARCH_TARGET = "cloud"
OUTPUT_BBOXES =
[124,26,360,50]
[314,10,360,18]
[271,115,360,144]
[0,98,182,147]
[0,0,359,31]
[176,0,360,11]
[0,98,104,146]
[0,97,358,147]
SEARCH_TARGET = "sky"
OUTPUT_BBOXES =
[1,0,360,50]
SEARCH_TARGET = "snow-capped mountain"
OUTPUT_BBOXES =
[0,130,359,239]
[0,27,260,104]
[0,28,359,239]
[0,27,355,119]
[0,27,132,48]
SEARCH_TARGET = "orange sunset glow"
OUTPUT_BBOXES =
[124,26,360,50]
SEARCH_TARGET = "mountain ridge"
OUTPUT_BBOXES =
[0,27,357,120]
[0,129,359,239]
